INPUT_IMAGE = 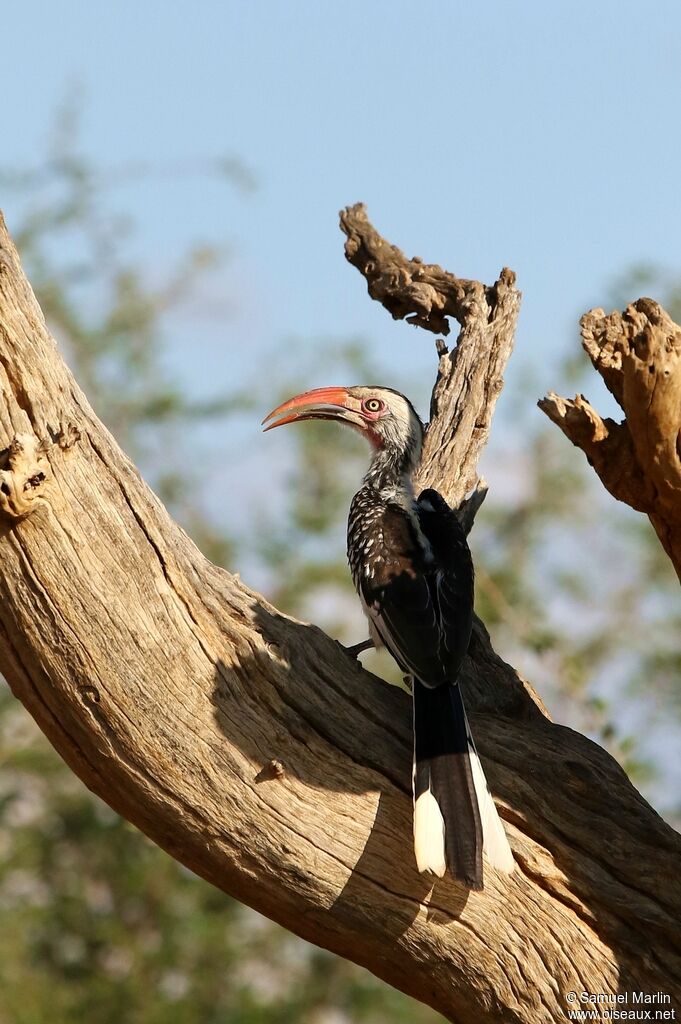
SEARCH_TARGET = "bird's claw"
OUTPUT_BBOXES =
[343,638,374,659]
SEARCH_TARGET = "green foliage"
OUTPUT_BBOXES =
[608,264,681,323]
[475,320,681,805]
[261,328,681,813]
[0,682,426,1024]
[1,102,680,1023]
[474,424,656,782]
[257,344,382,621]
[0,110,441,1024]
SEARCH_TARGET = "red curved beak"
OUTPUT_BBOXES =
[262,386,356,432]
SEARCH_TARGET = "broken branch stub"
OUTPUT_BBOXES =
[1,208,680,1021]
[0,433,50,521]
[541,298,681,576]
[339,203,522,510]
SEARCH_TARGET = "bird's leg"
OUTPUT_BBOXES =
[344,638,375,658]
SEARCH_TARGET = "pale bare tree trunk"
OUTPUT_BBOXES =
[0,206,679,1024]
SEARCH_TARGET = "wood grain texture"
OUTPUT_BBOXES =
[0,209,679,1023]
[540,298,681,580]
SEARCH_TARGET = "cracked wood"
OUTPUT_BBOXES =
[0,210,679,1023]
[540,298,681,580]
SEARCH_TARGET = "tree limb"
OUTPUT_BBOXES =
[0,209,679,1023]
[340,202,520,508]
[539,298,681,579]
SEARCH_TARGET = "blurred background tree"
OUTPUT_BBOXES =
[0,104,442,1024]
[0,105,679,1024]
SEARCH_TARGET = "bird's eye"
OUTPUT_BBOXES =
[363,398,384,413]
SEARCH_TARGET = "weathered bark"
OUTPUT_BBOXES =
[0,207,679,1024]
[340,203,518,510]
[540,299,681,580]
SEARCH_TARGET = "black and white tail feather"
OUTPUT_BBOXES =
[412,678,514,888]
[264,383,515,889]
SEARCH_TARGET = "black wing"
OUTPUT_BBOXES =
[417,488,474,674]
[358,489,473,687]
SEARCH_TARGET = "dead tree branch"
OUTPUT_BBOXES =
[0,209,679,1023]
[340,202,519,510]
[540,299,681,579]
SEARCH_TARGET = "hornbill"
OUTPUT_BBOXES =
[263,385,514,889]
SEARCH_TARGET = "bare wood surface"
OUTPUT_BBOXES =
[340,203,521,507]
[0,209,679,1023]
[540,298,681,580]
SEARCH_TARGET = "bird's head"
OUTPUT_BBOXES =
[263,385,424,474]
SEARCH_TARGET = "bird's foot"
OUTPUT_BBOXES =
[344,638,374,659]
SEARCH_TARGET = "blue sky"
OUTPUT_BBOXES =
[2,2,681,806]
[3,0,680,420]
